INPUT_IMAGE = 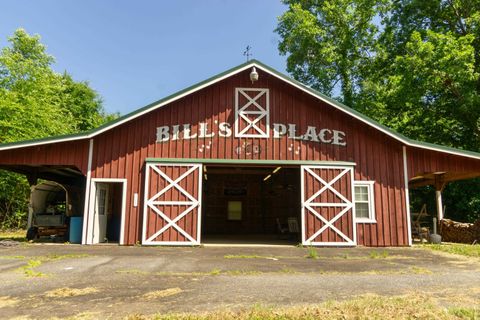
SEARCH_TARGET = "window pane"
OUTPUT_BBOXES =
[355,186,369,201]
[355,203,369,218]
[228,201,242,220]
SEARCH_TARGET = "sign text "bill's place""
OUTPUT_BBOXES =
[156,122,346,146]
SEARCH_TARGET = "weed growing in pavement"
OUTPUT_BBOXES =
[306,247,319,259]
[369,250,389,259]
[209,268,221,275]
[16,259,46,277]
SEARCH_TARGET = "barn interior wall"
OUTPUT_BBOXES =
[202,167,300,236]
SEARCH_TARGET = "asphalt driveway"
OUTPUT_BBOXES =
[0,244,479,319]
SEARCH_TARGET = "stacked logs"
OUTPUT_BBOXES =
[441,219,480,244]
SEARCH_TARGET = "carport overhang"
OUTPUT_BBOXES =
[0,164,85,186]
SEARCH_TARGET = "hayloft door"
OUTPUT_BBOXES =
[142,163,202,245]
[301,165,356,246]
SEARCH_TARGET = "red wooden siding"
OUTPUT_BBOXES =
[302,166,355,245]
[0,140,90,175]
[91,68,410,246]
[143,164,201,244]
[407,147,480,179]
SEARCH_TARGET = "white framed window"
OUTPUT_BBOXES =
[354,181,376,223]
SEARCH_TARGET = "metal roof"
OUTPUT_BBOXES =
[1,59,480,160]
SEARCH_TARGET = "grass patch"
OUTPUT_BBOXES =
[143,288,183,300]
[209,268,221,275]
[0,229,27,242]
[16,259,46,277]
[13,253,90,278]
[421,243,480,258]
[0,255,25,260]
[224,254,277,260]
[45,287,99,298]
[45,253,91,260]
[305,247,319,259]
[225,270,263,276]
[116,269,150,275]
[124,293,479,319]
[369,250,389,259]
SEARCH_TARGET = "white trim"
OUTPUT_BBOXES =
[141,163,151,244]
[142,163,202,245]
[403,146,413,246]
[353,181,376,223]
[301,165,356,246]
[235,88,270,138]
[81,139,94,245]
[87,178,128,245]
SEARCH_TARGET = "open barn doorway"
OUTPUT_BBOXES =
[201,165,301,245]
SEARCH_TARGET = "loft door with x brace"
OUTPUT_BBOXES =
[301,165,356,246]
[235,88,269,138]
[142,163,202,245]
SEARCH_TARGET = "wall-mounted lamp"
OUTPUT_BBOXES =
[250,67,259,83]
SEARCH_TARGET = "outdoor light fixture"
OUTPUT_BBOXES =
[273,167,281,174]
[204,174,208,181]
[263,174,271,181]
[250,67,259,83]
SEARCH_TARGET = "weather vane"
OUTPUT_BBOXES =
[243,45,252,61]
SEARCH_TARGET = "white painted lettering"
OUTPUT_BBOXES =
[199,122,215,138]
[156,126,170,142]
[319,129,332,143]
[218,122,232,137]
[171,124,180,141]
[182,124,197,140]
[332,130,347,146]
[302,126,320,142]
[288,124,303,139]
[155,122,347,147]
[273,123,287,138]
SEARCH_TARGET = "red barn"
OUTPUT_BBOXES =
[1,60,479,246]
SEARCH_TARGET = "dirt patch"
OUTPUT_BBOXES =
[0,296,19,308]
[143,288,183,300]
[44,287,99,298]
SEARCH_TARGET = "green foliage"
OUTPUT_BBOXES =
[306,246,319,259]
[0,28,116,229]
[277,1,480,222]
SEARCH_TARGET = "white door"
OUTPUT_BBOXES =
[301,165,356,246]
[93,183,109,244]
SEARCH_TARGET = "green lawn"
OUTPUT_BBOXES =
[420,243,480,258]
[123,293,478,320]
[0,229,27,242]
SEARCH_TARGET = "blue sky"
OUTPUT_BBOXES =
[0,0,288,115]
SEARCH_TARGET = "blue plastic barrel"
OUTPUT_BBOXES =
[69,217,83,244]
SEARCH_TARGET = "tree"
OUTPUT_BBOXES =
[276,0,480,222]
[0,29,115,229]
[276,0,387,107]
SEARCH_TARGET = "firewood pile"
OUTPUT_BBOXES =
[441,218,480,244]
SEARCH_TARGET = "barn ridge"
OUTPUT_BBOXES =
[1,59,479,161]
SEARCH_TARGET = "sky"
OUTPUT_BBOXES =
[0,0,288,115]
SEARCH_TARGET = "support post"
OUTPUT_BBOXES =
[435,190,444,221]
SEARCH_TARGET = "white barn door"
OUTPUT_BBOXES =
[142,163,202,245]
[301,165,356,246]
